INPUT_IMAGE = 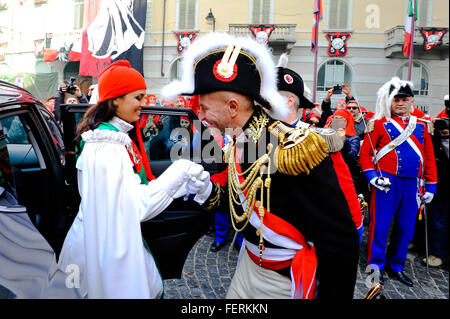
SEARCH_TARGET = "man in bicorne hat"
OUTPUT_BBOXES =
[163,33,359,299]
[360,77,437,287]
[275,54,364,243]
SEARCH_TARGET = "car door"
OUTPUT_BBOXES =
[0,103,72,255]
[61,104,222,279]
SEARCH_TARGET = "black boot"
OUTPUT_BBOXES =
[386,268,414,287]
[210,241,225,252]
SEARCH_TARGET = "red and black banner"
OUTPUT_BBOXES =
[325,32,351,57]
[249,24,275,45]
[174,32,198,54]
[80,0,147,77]
[419,28,447,51]
[43,31,82,62]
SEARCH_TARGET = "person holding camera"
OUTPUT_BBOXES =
[53,77,89,125]
[275,55,363,243]
[321,83,355,126]
[423,95,449,268]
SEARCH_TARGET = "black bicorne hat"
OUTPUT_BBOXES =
[191,49,272,111]
[277,66,316,109]
[389,82,414,98]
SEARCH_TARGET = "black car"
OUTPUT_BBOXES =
[0,80,221,297]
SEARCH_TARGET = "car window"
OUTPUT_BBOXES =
[1,116,29,144]
[0,113,45,224]
[0,121,17,199]
[0,115,42,171]
[40,109,65,165]
[141,114,194,161]
[140,112,221,163]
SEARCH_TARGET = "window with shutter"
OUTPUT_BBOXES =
[328,0,349,30]
[178,0,196,30]
[396,62,429,96]
[73,0,84,30]
[416,0,432,27]
[317,60,352,91]
[251,0,271,24]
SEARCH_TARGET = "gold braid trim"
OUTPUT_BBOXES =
[269,121,329,175]
[202,182,223,212]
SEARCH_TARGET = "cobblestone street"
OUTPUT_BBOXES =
[164,227,449,299]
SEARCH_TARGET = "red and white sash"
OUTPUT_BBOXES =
[375,116,424,164]
[233,146,318,299]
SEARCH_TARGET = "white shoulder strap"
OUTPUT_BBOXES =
[374,116,417,163]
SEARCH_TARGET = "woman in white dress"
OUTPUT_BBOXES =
[58,60,211,299]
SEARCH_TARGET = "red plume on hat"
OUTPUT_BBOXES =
[97,60,147,104]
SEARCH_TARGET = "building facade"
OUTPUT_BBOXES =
[146,0,449,117]
[0,0,448,116]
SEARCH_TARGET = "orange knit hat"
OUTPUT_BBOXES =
[97,60,147,103]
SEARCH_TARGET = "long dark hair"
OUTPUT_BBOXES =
[73,98,118,149]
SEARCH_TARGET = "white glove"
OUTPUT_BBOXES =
[186,171,210,194]
[369,176,391,193]
[155,159,205,199]
[423,192,434,204]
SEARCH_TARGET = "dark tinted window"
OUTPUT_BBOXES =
[141,114,195,161]
[41,110,65,165]
[0,113,43,213]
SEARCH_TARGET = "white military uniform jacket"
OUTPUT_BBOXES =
[58,117,190,299]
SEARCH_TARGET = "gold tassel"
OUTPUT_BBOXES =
[269,121,329,176]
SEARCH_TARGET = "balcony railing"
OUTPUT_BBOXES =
[229,24,296,41]
[384,25,449,58]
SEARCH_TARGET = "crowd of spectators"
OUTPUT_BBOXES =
[47,77,448,270]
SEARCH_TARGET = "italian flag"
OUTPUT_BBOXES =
[403,0,417,57]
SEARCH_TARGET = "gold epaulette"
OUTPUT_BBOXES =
[310,127,344,153]
[268,121,329,175]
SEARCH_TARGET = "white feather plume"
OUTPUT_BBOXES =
[277,53,289,68]
[161,32,289,120]
[304,84,312,101]
[373,76,414,121]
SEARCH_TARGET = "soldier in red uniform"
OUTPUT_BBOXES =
[360,77,437,287]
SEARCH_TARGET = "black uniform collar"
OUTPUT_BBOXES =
[239,105,271,144]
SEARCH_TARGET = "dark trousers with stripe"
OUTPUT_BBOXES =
[367,171,419,272]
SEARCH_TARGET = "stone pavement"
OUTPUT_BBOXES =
[164,226,449,299]
[1,223,447,299]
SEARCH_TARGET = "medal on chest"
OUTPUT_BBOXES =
[126,141,143,173]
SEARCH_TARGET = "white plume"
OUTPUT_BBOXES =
[373,76,414,121]
[304,84,312,101]
[277,53,289,68]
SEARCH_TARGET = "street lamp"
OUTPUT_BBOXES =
[205,8,215,32]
